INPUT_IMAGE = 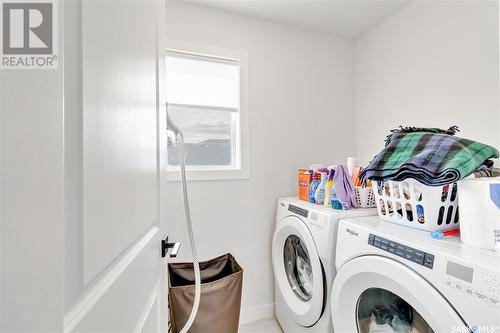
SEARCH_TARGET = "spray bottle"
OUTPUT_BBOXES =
[327,166,343,210]
[308,165,322,203]
[314,168,329,205]
[324,166,335,208]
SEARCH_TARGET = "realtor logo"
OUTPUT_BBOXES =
[1,0,58,69]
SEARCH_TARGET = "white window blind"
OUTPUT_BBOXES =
[166,51,239,109]
[166,48,245,177]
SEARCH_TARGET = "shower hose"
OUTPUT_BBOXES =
[173,130,201,333]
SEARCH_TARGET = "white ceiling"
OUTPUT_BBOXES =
[186,0,413,38]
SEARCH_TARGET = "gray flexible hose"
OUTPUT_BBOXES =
[175,131,201,333]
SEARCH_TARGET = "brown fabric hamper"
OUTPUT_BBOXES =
[168,253,243,333]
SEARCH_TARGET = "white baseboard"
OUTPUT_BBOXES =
[239,303,275,324]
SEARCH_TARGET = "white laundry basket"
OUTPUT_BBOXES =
[354,186,376,208]
[372,179,459,231]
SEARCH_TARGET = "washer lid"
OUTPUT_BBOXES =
[331,255,466,333]
[272,216,324,327]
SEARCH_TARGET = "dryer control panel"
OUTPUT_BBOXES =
[288,204,328,231]
[444,260,499,308]
[288,204,308,218]
[368,234,435,269]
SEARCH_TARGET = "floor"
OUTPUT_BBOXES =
[239,318,283,333]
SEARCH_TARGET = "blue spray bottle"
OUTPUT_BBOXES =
[314,168,329,205]
[308,165,322,203]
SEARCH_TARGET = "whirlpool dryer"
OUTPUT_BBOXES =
[273,197,377,332]
[331,216,500,333]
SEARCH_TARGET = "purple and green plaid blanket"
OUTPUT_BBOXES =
[360,126,499,186]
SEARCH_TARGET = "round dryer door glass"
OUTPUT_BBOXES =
[357,288,435,333]
[283,234,313,302]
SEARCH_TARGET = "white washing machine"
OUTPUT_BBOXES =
[331,216,500,333]
[273,197,377,332]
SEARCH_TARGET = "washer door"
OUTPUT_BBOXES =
[331,255,466,333]
[272,216,324,327]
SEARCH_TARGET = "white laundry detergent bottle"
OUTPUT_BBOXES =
[458,177,500,251]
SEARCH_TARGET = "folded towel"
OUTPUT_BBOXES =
[361,126,499,186]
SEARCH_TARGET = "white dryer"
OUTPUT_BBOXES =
[273,197,377,332]
[331,216,500,333]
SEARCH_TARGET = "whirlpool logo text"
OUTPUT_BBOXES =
[346,228,359,237]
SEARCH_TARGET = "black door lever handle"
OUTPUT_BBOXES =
[161,235,181,258]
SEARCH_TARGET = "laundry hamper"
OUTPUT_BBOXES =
[372,179,459,231]
[168,253,243,333]
[354,186,377,208]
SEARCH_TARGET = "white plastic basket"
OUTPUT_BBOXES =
[354,186,376,208]
[372,179,459,231]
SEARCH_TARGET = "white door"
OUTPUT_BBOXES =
[331,256,466,333]
[272,216,325,327]
[63,1,167,332]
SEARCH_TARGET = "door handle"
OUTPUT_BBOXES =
[161,235,181,258]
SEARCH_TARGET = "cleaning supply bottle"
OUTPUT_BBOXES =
[324,167,335,208]
[330,183,343,210]
[314,168,329,205]
[308,165,322,203]
[298,169,312,201]
[328,166,343,210]
[347,157,358,177]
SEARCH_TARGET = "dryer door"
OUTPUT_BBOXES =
[331,255,467,333]
[272,216,324,327]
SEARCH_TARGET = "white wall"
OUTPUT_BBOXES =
[355,0,500,165]
[165,2,355,323]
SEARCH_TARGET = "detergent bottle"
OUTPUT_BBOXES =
[298,169,312,201]
[330,183,343,210]
[308,165,322,203]
[314,168,329,205]
[324,167,335,208]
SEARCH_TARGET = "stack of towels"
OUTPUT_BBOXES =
[360,126,499,186]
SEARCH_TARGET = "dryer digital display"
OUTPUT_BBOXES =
[446,261,473,283]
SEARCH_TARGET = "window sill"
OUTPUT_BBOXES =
[166,168,250,182]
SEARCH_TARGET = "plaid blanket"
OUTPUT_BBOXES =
[361,126,499,186]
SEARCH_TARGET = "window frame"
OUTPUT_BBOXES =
[165,39,250,181]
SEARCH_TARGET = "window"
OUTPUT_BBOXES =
[165,40,249,181]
